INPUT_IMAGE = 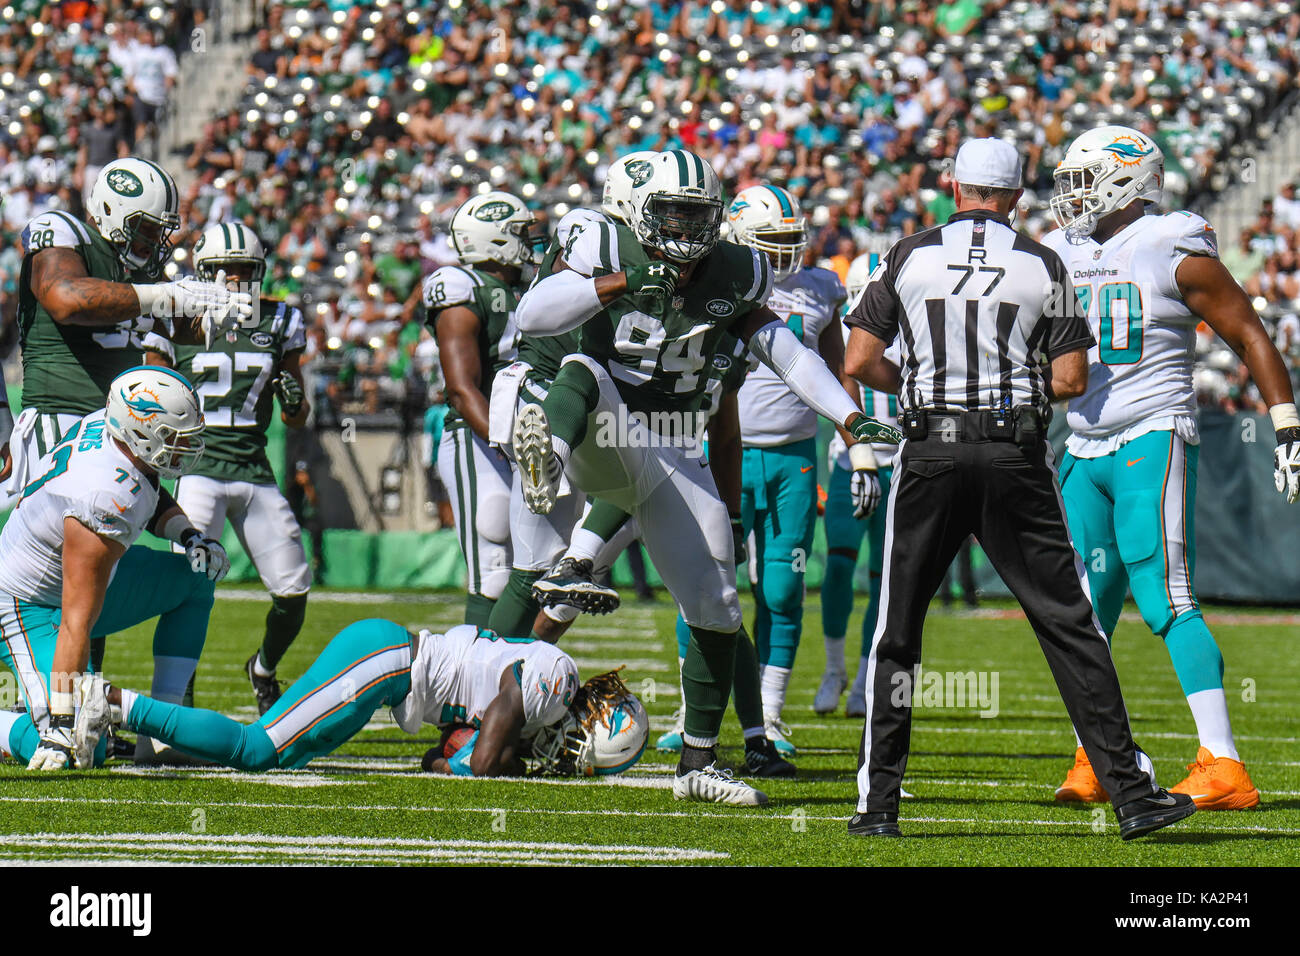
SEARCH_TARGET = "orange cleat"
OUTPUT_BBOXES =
[816,483,827,517]
[1054,747,1110,803]
[1169,747,1261,810]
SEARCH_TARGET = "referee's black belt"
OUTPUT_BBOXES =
[900,406,1049,444]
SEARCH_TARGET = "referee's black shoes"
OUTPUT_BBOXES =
[847,811,902,837]
[1115,789,1197,840]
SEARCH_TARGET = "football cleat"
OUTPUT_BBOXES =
[73,674,112,769]
[814,670,847,715]
[1055,746,1110,803]
[744,736,797,778]
[514,403,562,515]
[1115,789,1196,840]
[532,557,621,614]
[656,706,685,753]
[848,811,902,837]
[673,763,768,806]
[245,653,283,716]
[765,717,796,757]
[1169,747,1261,811]
[846,685,867,718]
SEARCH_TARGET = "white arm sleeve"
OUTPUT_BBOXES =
[514,269,604,336]
[748,320,860,427]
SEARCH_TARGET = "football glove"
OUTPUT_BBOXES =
[181,528,231,583]
[730,514,747,566]
[848,442,881,519]
[1275,426,1300,504]
[624,260,680,302]
[848,413,903,446]
[28,715,75,771]
[273,370,305,417]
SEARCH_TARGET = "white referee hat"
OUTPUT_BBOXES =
[953,138,1023,189]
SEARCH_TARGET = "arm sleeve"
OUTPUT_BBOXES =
[1042,252,1096,359]
[844,254,901,344]
[747,320,861,426]
[515,269,604,336]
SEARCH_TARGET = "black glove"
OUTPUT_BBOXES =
[274,370,305,417]
[730,514,747,566]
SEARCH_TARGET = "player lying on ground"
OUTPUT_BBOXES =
[144,222,313,715]
[1047,125,1300,810]
[69,619,647,777]
[0,366,229,770]
[509,148,899,806]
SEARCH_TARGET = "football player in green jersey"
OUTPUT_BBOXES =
[509,149,900,804]
[144,222,311,715]
[424,191,542,628]
[10,158,251,474]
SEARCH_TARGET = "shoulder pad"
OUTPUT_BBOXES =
[22,211,93,256]
[423,266,480,311]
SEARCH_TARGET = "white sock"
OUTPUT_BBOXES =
[252,654,275,679]
[851,656,870,693]
[761,665,791,722]
[742,726,765,742]
[0,710,20,757]
[151,656,197,705]
[119,689,139,724]
[1186,688,1239,761]
[823,635,846,676]
[566,528,604,564]
[552,435,572,467]
[681,733,717,750]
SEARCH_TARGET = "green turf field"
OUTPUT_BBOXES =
[1,588,1296,866]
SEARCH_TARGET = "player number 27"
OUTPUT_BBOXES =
[1074,281,1143,365]
[191,352,274,427]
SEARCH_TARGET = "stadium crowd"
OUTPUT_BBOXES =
[2,0,1300,420]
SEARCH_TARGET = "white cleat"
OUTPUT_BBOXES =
[813,671,847,714]
[673,764,768,806]
[845,686,867,718]
[73,674,111,769]
[514,403,561,515]
[765,717,796,757]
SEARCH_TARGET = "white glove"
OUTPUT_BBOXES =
[182,529,231,582]
[848,442,882,519]
[27,716,75,771]
[1275,430,1300,504]
[135,270,255,347]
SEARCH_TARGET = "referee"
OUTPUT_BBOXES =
[842,138,1196,840]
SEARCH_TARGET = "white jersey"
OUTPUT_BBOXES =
[392,624,578,739]
[738,267,846,447]
[1043,211,1217,458]
[0,410,158,606]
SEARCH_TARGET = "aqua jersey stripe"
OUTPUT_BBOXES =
[764,184,792,218]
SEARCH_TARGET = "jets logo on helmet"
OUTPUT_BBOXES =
[601,150,659,224]
[1050,125,1163,242]
[449,190,543,268]
[727,183,807,280]
[628,149,723,263]
[194,221,266,284]
[105,366,205,480]
[88,157,180,277]
[530,669,649,776]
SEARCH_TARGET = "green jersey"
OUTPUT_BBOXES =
[18,209,154,415]
[150,297,305,484]
[552,212,773,415]
[423,264,520,429]
[517,237,580,386]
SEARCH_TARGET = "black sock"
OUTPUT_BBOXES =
[261,593,308,672]
[89,636,107,673]
[678,743,715,775]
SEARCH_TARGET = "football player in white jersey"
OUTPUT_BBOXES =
[725,184,862,752]
[0,367,229,770]
[74,619,648,778]
[1045,125,1300,809]
[817,252,898,718]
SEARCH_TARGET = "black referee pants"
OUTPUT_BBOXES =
[855,433,1155,814]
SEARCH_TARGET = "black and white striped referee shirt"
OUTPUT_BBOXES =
[846,210,1093,413]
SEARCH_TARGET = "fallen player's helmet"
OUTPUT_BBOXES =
[1050,125,1163,242]
[601,150,658,225]
[727,183,807,280]
[193,221,266,283]
[449,190,544,268]
[532,668,649,776]
[628,148,723,263]
[105,366,205,479]
[88,157,181,276]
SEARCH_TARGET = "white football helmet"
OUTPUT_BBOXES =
[1050,125,1163,242]
[727,184,807,281]
[449,190,543,268]
[193,222,266,283]
[87,157,181,276]
[531,670,649,777]
[628,148,724,263]
[601,150,658,224]
[105,366,205,479]
[845,252,876,305]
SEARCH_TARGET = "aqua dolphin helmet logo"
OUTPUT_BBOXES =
[121,386,166,421]
[1102,138,1155,166]
[606,701,632,736]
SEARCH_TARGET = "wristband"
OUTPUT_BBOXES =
[848,442,878,472]
[132,283,168,317]
[161,512,200,546]
[1268,403,1300,433]
[50,690,75,717]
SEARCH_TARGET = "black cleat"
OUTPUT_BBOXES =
[1116,788,1196,840]
[531,557,621,614]
[106,727,135,761]
[245,653,283,715]
[744,736,797,778]
[848,811,902,837]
